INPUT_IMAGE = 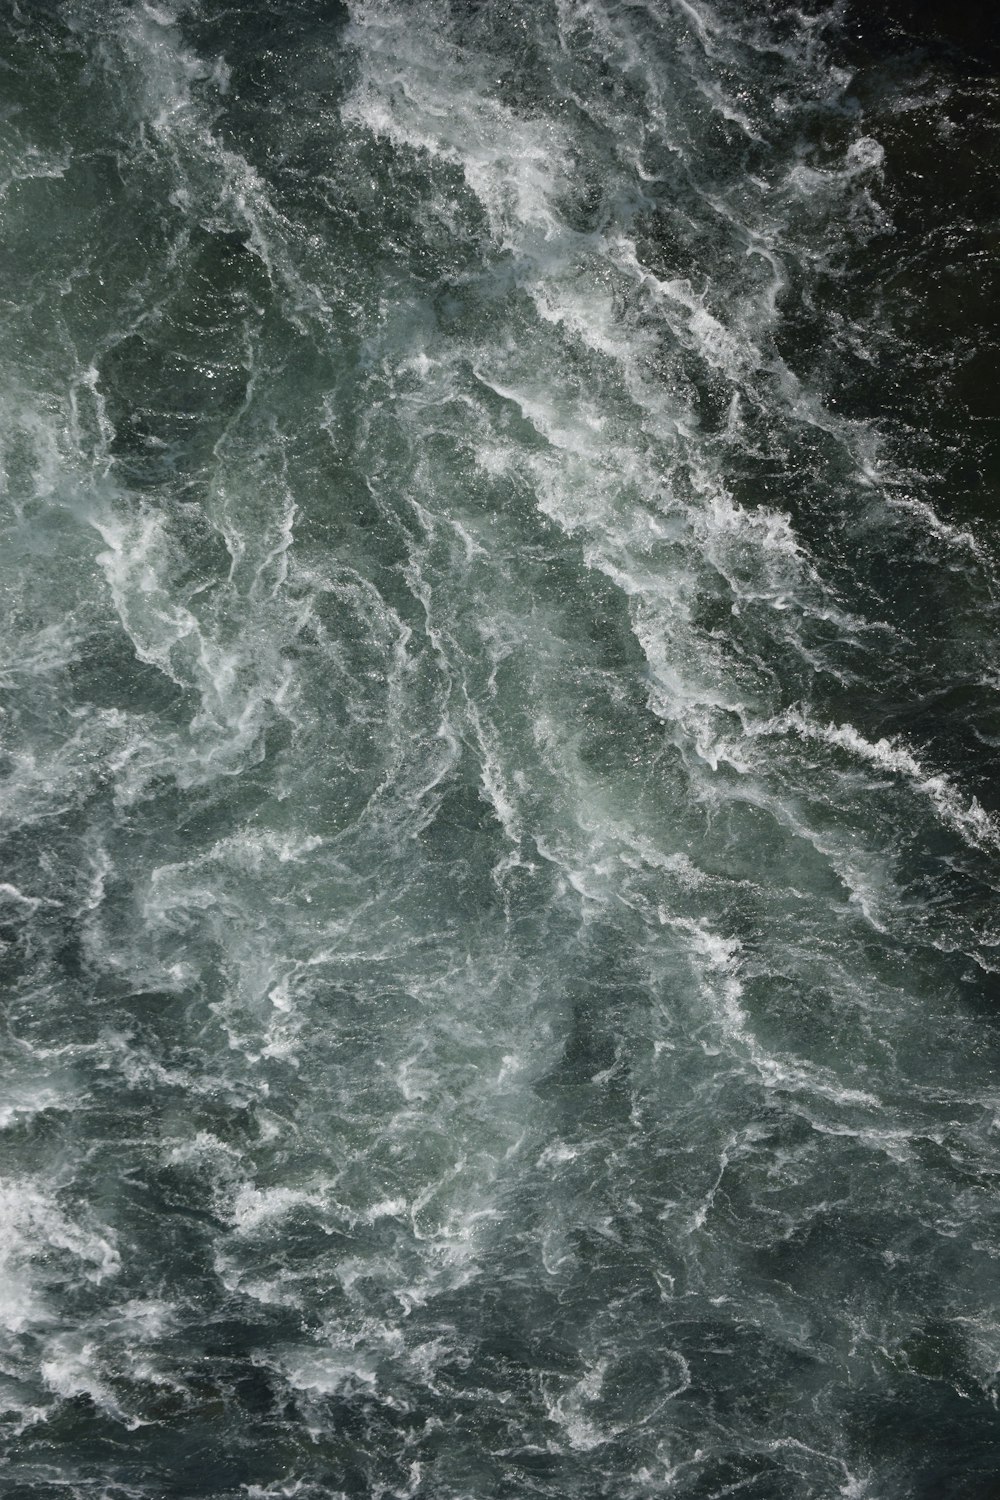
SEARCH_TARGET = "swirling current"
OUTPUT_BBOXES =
[2,2,1000,1496]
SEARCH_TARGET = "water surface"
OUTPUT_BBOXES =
[1,2,1000,1496]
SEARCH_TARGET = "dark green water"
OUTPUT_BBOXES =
[1,2,1000,1496]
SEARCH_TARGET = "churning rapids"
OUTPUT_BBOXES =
[2,1,1000,1496]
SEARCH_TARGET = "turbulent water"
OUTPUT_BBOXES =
[2,1,1000,1495]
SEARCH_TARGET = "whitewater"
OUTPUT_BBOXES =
[1,1,999,1495]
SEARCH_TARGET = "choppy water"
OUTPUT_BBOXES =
[2,2,1000,1496]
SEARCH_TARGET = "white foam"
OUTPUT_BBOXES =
[40,1335,141,1427]
[229,1184,327,1236]
[885,492,985,560]
[0,1084,70,1131]
[0,1181,120,1342]
[775,709,998,849]
[661,912,881,1120]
